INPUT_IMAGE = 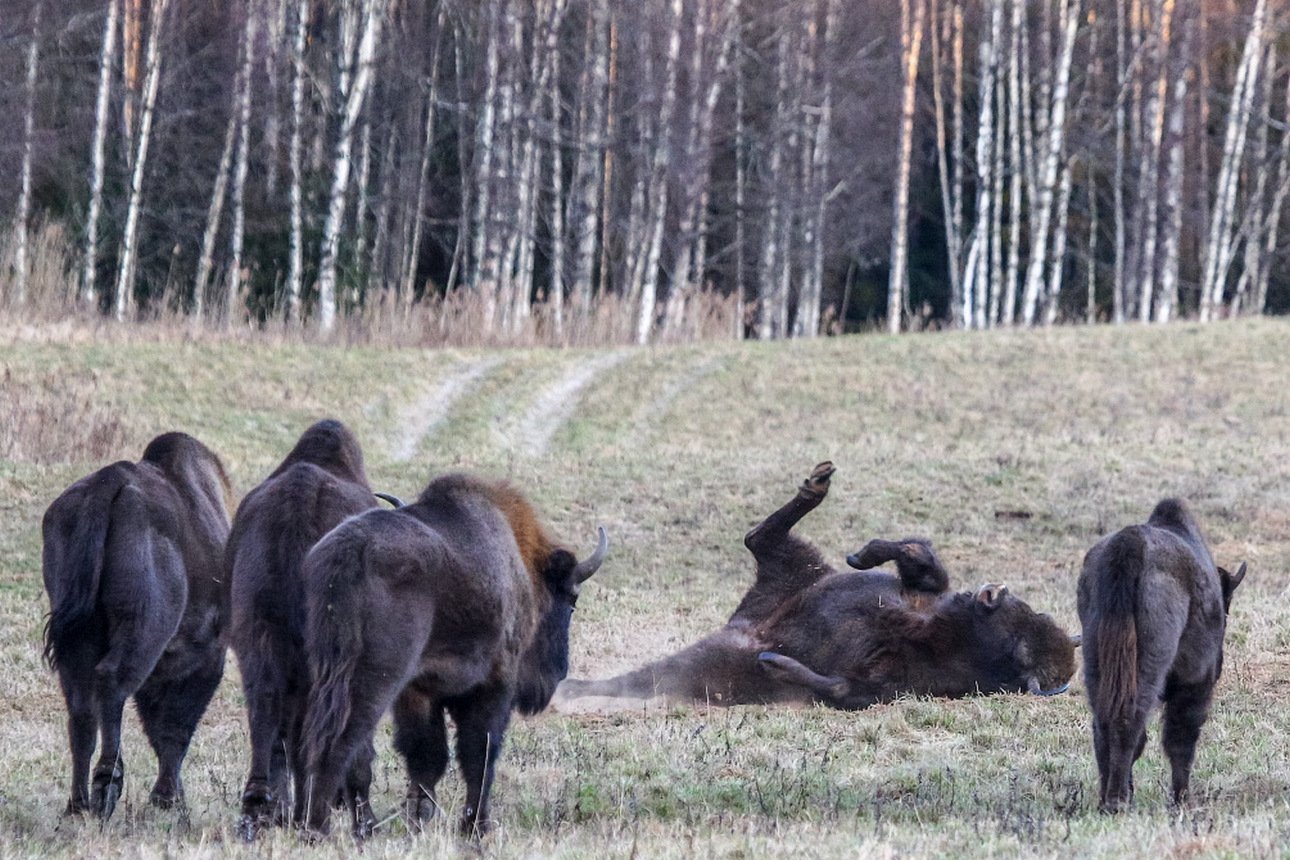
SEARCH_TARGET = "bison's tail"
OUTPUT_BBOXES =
[1094,528,1144,724]
[42,471,130,670]
[301,538,366,788]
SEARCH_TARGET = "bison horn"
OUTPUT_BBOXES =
[1070,633,1082,647]
[374,492,405,508]
[1027,676,1071,697]
[572,527,609,584]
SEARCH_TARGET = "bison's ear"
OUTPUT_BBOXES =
[974,583,1008,611]
[1219,561,1247,612]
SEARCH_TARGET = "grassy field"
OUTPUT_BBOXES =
[1,319,1288,857]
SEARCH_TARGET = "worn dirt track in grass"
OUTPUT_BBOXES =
[390,356,503,461]
[3,320,1290,858]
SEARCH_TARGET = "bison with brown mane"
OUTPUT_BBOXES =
[225,419,391,834]
[41,432,231,819]
[556,462,1076,711]
[1078,498,1246,813]
[300,472,607,837]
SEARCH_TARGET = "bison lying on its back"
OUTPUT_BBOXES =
[556,462,1077,711]
[1078,498,1245,813]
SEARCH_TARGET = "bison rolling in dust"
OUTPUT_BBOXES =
[300,472,607,837]
[1078,498,1246,813]
[556,462,1077,711]
[41,433,232,819]
[224,419,388,833]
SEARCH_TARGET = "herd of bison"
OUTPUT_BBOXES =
[38,419,1246,838]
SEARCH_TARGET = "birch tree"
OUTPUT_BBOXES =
[81,0,122,308]
[113,0,171,322]
[634,0,683,345]
[1019,0,1080,326]
[12,0,42,307]
[887,0,926,334]
[316,0,384,332]
[285,0,308,322]
[1199,0,1267,322]
[227,3,259,326]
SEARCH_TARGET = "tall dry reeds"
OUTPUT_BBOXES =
[0,225,742,349]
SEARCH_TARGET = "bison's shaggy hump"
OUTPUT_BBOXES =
[41,432,231,820]
[1078,497,1246,813]
[224,419,381,835]
[555,462,1077,712]
[300,471,606,837]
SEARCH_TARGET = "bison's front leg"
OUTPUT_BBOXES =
[448,688,512,837]
[845,538,950,595]
[393,689,450,828]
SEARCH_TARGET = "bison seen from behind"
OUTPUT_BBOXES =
[301,472,607,836]
[42,433,231,818]
[1078,498,1246,813]
[556,462,1077,711]
[225,419,382,833]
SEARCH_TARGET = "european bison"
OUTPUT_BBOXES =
[224,419,384,833]
[41,432,231,819]
[1077,498,1246,813]
[555,462,1077,711]
[300,472,607,836]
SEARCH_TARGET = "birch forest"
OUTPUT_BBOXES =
[1,0,1288,341]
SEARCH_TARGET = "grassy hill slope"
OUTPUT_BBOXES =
[2,319,1288,857]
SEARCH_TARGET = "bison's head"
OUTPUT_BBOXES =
[969,584,1078,697]
[514,527,609,715]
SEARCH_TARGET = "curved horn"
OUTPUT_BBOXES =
[1070,633,1082,648]
[374,492,405,508]
[1028,676,1071,697]
[572,527,609,584]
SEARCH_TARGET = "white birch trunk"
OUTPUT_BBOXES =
[193,50,244,320]
[1199,0,1267,322]
[1253,53,1290,316]
[569,0,608,311]
[400,12,446,308]
[1154,8,1192,323]
[887,0,926,334]
[1134,0,1174,323]
[969,0,1002,331]
[930,0,963,327]
[285,0,307,321]
[13,0,42,307]
[316,0,383,333]
[113,0,170,322]
[634,0,683,346]
[470,0,503,329]
[81,0,122,308]
[1044,154,1074,324]
[757,20,791,339]
[1113,0,1128,323]
[1019,0,1080,326]
[227,4,259,326]
[1001,0,1023,326]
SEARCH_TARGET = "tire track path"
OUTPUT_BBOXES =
[500,351,630,457]
[391,356,504,462]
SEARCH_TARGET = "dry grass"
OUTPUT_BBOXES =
[1,318,1289,857]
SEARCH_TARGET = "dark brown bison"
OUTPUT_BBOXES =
[1077,498,1246,813]
[555,462,1077,711]
[224,419,386,834]
[41,432,231,819]
[300,472,607,836]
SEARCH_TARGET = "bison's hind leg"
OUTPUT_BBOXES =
[135,650,224,811]
[394,690,450,829]
[743,461,835,555]
[1161,679,1216,808]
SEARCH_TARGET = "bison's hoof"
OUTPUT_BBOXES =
[405,794,438,829]
[459,808,493,839]
[63,796,92,817]
[800,462,835,497]
[91,765,124,820]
